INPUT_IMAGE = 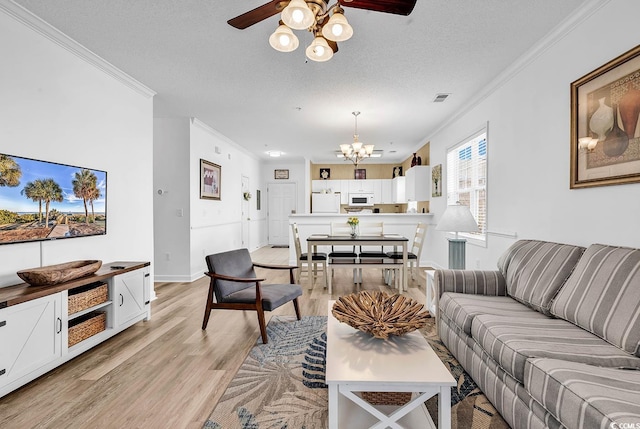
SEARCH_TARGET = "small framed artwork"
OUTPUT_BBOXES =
[200,159,221,200]
[256,189,261,210]
[274,169,289,179]
[571,44,640,188]
[432,164,442,197]
[354,169,366,180]
[320,168,330,180]
[392,166,403,178]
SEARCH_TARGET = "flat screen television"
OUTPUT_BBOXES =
[0,153,107,245]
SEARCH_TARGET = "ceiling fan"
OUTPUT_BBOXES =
[228,0,417,62]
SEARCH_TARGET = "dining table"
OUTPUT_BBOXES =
[306,234,409,294]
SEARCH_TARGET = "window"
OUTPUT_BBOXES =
[446,130,487,244]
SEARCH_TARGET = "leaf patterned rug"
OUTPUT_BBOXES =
[203,315,508,428]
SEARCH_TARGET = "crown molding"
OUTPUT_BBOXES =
[425,0,611,141]
[0,0,156,98]
[190,118,258,160]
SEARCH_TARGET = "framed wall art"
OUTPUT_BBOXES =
[320,168,330,179]
[432,164,442,197]
[256,189,261,210]
[392,165,403,178]
[274,169,289,179]
[200,159,221,200]
[571,44,640,188]
[354,169,366,180]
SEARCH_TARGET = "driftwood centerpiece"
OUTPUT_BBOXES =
[332,290,430,339]
[17,260,102,287]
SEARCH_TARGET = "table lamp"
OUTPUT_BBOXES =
[436,203,479,269]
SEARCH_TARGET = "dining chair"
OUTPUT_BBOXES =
[386,222,428,281]
[356,222,387,284]
[292,223,328,289]
[202,248,302,344]
[329,221,359,284]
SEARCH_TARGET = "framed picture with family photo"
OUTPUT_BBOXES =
[200,159,221,200]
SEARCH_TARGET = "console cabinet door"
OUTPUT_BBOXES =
[114,269,146,327]
[0,293,62,388]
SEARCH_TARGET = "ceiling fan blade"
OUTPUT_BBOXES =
[228,0,286,29]
[339,0,417,16]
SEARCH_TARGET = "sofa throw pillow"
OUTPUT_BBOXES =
[498,240,585,315]
[551,244,640,356]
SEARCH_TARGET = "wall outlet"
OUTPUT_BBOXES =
[165,253,171,261]
[176,208,184,217]
[475,259,480,269]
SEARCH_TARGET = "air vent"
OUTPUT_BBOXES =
[433,93,450,103]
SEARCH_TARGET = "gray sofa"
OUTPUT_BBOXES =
[435,240,640,429]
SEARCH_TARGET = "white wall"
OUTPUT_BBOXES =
[153,118,191,280]
[0,5,155,287]
[153,118,264,282]
[425,0,640,270]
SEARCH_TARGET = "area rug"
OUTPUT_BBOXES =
[203,315,509,428]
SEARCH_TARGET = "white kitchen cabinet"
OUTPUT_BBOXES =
[405,166,431,202]
[114,267,149,328]
[392,176,406,203]
[311,180,326,192]
[380,179,393,204]
[348,179,374,193]
[0,293,62,389]
[371,179,382,203]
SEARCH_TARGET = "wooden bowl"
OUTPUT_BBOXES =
[17,260,102,287]
[331,290,430,340]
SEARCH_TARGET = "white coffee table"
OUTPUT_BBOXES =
[326,301,456,429]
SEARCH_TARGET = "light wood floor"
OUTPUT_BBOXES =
[0,246,427,429]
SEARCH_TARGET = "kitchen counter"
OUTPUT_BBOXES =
[288,213,433,267]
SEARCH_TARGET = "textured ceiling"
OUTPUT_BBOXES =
[14,0,586,163]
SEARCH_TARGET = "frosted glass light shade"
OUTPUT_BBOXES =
[340,144,352,155]
[269,24,299,52]
[364,144,374,155]
[281,0,315,30]
[436,204,479,233]
[305,36,333,62]
[322,11,353,42]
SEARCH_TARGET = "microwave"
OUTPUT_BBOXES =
[348,193,374,207]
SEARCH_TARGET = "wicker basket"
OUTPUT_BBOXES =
[68,282,108,315]
[68,312,106,347]
[361,391,412,405]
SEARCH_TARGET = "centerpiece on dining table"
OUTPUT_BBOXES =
[347,216,359,237]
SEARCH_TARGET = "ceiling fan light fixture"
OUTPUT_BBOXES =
[322,8,353,42]
[269,23,299,52]
[281,0,315,30]
[305,36,333,62]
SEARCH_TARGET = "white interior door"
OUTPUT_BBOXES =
[241,176,250,248]
[267,182,296,245]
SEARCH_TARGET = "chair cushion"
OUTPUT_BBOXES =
[328,251,358,258]
[206,248,256,300]
[359,251,389,258]
[300,252,327,261]
[385,251,418,260]
[472,315,640,384]
[524,358,640,429]
[551,244,640,356]
[440,292,547,336]
[496,240,585,315]
[223,283,302,311]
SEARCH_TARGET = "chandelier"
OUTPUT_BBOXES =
[340,111,374,167]
[269,0,353,62]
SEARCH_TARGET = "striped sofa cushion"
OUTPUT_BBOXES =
[525,358,640,429]
[497,240,585,315]
[550,244,640,356]
[436,269,507,297]
[471,315,640,383]
[440,292,547,335]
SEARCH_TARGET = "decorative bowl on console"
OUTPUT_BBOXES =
[331,290,430,340]
[17,260,102,287]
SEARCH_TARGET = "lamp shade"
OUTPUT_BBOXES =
[305,36,333,62]
[322,10,353,42]
[436,204,479,233]
[281,0,315,30]
[269,24,299,52]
